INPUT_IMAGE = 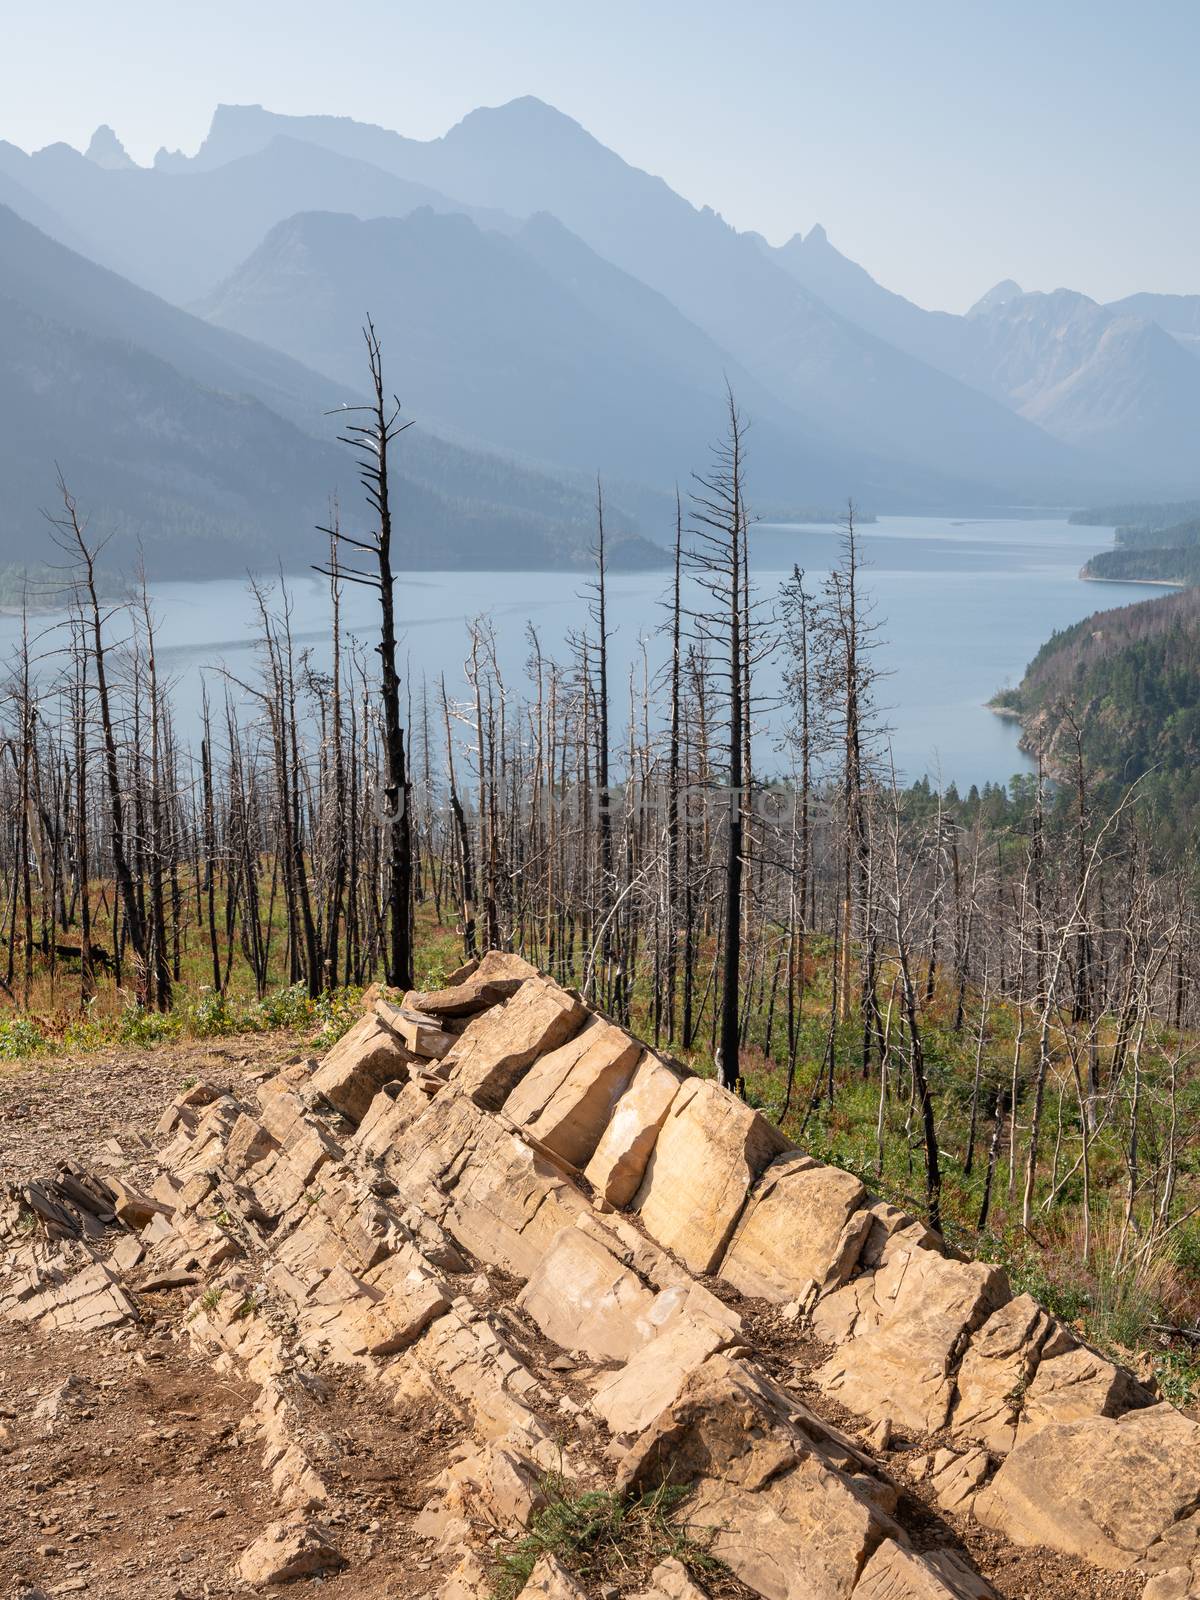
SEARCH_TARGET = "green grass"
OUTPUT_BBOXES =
[489,1474,720,1600]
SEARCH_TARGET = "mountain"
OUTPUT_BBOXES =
[769,224,964,375]
[84,125,135,171]
[1108,292,1200,357]
[0,205,660,576]
[159,99,1101,503]
[198,206,932,505]
[954,290,1200,484]
[766,224,1200,492]
[0,132,514,302]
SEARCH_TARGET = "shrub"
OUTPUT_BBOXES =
[0,1015,49,1059]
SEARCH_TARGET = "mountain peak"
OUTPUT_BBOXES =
[968,278,1023,317]
[806,222,830,246]
[446,96,590,148]
[84,125,136,170]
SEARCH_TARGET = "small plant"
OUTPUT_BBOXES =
[116,1000,182,1047]
[0,1015,49,1060]
[489,1473,718,1600]
[200,1287,223,1311]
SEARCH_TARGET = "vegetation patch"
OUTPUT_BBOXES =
[489,1474,721,1600]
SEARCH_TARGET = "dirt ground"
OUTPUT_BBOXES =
[0,1037,1151,1600]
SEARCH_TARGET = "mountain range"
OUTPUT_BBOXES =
[2,96,1199,578]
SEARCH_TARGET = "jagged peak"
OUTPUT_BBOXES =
[84,124,136,170]
[967,277,1024,317]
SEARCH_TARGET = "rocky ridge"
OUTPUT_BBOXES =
[2,953,1197,1597]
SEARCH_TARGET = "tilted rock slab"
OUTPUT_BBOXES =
[634,1077,792,1273]
[815,1244,1009,1435]
[14,951,1200,1599]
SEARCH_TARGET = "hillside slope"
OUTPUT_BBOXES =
[1000,587,1200,846]
[0,204,658,575]
[201,207,880,503]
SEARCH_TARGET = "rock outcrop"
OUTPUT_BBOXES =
[2,952,1193,1597]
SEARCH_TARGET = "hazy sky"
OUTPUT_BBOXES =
[3,0,1197,312]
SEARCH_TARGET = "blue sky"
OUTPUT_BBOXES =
[3,0,1196,311]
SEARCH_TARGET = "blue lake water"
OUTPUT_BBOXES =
[4,515,1144,790]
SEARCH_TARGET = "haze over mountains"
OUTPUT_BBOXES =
[2,95,1199,577]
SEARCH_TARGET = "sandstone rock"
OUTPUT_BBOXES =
[1143,1571,1193,1600]
[815,1247,1009,1434]
[154,1079,219,1137]
[224,1111,278,1176]
[385,1299,550,1440]
[472,948,539,987]
[634,1079,793,1273]
[438,1550,493,1600]
[404,952,529,1017]
[518,1224,657,1361]
[929,1446,990,1513]
[296,1251,450,1363]
[33,1374,89,1425]
[105,1176,164,1230]
[378,1000,458,1059]
[504,1017,642,1168]
[855,1540,995,1599]
[618,1351,871,1499]
[687,1453,889,1600]
[521,1556,589,1599]
[950,1293,1058,1453]
[443,976,586,1109]
[720,1152,871,1302]
[236,1516,344,1586]
[1,1258,137,1334]
[583,1051,686,1206]
[974,1402,1200,1568]
[1016,1343,1150,1439]
[308,1013,412,1124]
[866,1417,893,1453]
[416,1432,549,1546]
[380,1088,589,1279]
[628,1559,711,1600]
[591,1315,731,1439]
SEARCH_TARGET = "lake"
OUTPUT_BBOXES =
[6,514,1140,790]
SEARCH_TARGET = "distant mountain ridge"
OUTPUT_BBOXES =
[0,204,659,575]
[5,93,1200,581]
[769,225,1200,490]
[52,98,1113,506]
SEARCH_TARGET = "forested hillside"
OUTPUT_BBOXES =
[1078,502,1200,588]
[997,586,1200,851]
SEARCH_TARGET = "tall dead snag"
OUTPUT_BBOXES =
[780,564,821,1118]
[587,480,616,1008]
[50,479,150,1005]
[664,490,684,1041]
[817,504,884,1068]
[689,389,752,1094]
[886,775,943,1233]
[440,674,477,958]
[316,321,413,989]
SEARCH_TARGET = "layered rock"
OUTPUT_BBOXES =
[5,952,1197,1599]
